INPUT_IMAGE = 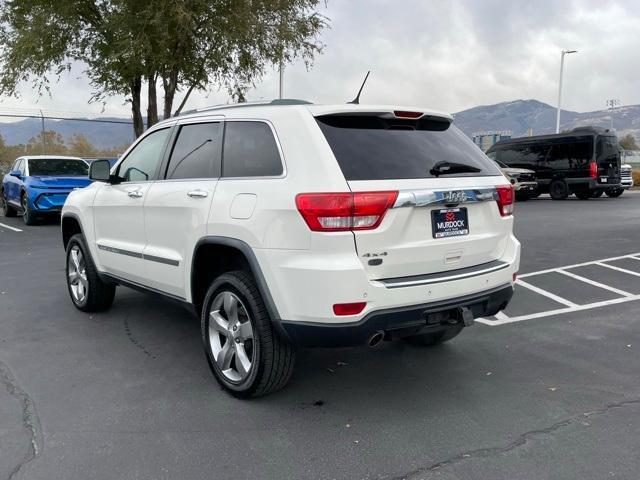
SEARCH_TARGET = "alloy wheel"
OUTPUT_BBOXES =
[208,291,255,382]
[68,245,88,303]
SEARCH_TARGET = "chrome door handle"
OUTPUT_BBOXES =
[127,190,143,198]
[187,190,208,198]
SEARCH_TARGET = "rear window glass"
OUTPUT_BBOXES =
[166,122,222,179]
[28,158,88,176]
[222,122,283,177]
[597,136,619,164]
[316,115,500,180]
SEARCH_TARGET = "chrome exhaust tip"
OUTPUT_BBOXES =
[367,330,385,348]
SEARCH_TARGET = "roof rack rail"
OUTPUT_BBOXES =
[179,98,313,116]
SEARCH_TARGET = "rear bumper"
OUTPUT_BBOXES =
[279,284,514,347]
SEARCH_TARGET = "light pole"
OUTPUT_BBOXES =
[606,98,621,130]
[556,49,577,134]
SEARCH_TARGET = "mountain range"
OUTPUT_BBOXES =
[0,99,639,149]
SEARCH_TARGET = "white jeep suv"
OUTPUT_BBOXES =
[61,100,520,398]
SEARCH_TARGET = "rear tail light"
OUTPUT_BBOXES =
[496,185,514,217]
[333,302,367,316]
[589,162,598,179]
[296,191,398,232]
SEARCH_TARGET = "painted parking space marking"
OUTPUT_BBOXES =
[556,269,634,297]
[478,252,640,326]
[0,222,22,232]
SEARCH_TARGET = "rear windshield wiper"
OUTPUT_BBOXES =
[429,161,482,177]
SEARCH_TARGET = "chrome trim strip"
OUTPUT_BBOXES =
[97,244,179,266]
[392,187,498,208]
[379,260,509,288]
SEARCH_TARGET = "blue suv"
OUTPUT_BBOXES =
[1,156,92,225]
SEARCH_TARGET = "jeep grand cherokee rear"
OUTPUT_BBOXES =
[272,107,519,348]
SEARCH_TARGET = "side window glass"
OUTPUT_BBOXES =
[165,123,222,179]
[116,128,171,182]
[222,122,283,177]
[17,160,25,174]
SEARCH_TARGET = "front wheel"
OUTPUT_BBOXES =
[21,193,37,225]
[403,324,464,346]
[606,188,624,198]
[66,234,116,312]
[202,271,295,398]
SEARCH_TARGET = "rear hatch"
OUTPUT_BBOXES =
[596,135,621,185]
[315,110,512,280]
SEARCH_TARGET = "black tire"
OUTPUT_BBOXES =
[591,190,604,198]
[403,324,464,346]
[575,190,591,200]
[549,180,569,200]
[606,188,624,198]
[65,233,116,312]
[515,192,529,201]
[201,270,295,398]
[528,190,541,199]
[1,189,17,217]
[21,192,37,225]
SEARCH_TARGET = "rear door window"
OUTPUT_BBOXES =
[222,122,283,178]
[316,115,500,180]
[165,122,222,179]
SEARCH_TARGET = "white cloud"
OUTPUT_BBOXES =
[1,0,638,119]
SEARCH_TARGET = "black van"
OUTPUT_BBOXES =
[486,127,621,200]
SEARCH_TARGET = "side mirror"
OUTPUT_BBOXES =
[9,170,22,179]
[89,159,111,182]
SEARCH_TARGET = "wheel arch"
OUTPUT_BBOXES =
[191,237,281,324]
[61,213,84,250]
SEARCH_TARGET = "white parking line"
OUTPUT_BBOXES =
[557,269,633,297]
[478,252,640,326]
[515,279,578,307]
[0,222,22,232]
[596,262,640,278]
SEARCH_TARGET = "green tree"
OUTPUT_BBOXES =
[619,133,639,151]
[0,0,328,137]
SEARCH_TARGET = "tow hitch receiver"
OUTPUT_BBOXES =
[457,306,474,327]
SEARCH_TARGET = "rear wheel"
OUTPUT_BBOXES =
[575,190,591,200]
[606,188,624,198]
[528,190,541,199]
[201,271,295,398]
[515,191,529,201]
[591,190,604,198]
[549,180,569,200]
[21,193,37,225]
[1,190,17,217]
[403,324,464,347]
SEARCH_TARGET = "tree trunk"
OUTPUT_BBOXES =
[162,70,179,119]
[130,76,144,138]
[173,84,196,117]
[147,74,159,128]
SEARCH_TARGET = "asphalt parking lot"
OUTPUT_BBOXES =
[1,193,640,480]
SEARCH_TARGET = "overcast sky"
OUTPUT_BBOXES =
[1,0,639,119]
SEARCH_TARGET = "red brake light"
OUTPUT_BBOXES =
[589,162,598,179]
[333,302,367,316]
[496,185,514,217]
[394,110,423,119]
[296,191,398,232]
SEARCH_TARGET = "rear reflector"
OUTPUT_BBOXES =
[296,191,398,231]
[496,185,514,217]
[394,110,423,119]
[589,162,598,179]
[333,302,367,316]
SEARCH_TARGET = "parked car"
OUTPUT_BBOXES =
[1,156,91,225]
[61,100,520,398]
[486,127,621,200]
[603,163,634,198]
[489,158,538,200]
